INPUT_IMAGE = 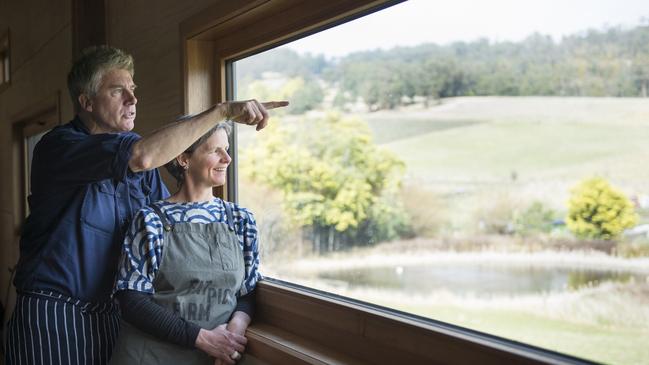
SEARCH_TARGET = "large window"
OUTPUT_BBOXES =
[231,1,649,364]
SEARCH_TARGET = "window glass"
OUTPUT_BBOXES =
[233,1,649,364]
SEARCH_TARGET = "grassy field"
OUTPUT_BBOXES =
[367,97,649,188]
[384,120,648,181]
[356,97,649,227]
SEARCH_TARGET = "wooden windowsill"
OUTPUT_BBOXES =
[246,323,366,365]
[244,280,591,365]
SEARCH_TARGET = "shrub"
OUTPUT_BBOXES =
[514,201,556,236]
[473,192,517,235]
[400,185,447,237]
[566,177,637,240]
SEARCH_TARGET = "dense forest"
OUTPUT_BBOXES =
[237,24,649,110]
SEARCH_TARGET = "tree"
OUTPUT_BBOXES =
[241,113,408,252]
[237,24,649,111]
[632,55,649,97]
[566,177,638,240]
[283,77,324,114]
[514,201,556,235]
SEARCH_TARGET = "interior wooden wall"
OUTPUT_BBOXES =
[0,0,73,323]
[104,0,221,138]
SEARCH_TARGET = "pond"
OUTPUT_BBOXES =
[317,263,648,297]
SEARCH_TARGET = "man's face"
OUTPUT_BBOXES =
[84,68,137,133]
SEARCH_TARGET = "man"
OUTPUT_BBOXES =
[4,45,287,365]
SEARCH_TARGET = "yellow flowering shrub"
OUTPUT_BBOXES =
[566,177,637,240]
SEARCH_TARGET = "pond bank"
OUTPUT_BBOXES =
[277,249,649,274]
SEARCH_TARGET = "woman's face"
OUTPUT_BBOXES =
[185,129,231,188]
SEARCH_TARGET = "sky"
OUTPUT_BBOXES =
[284,0,649,58]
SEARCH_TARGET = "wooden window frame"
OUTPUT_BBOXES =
[11,93,62,233]
[0,28,10,93]
[180,1,595,364]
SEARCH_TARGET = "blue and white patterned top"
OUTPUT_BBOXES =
[114,198,261,297]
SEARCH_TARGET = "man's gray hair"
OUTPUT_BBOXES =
[67,45,134,112]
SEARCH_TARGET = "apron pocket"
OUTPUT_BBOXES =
[215,232,243,271]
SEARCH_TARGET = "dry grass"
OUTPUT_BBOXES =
[277,245,649,277]
[399,184,448,237]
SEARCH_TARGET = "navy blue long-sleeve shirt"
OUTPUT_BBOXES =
[14,116,169,302]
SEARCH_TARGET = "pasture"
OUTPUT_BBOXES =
[359,97,649,230]
[368,97,649,193]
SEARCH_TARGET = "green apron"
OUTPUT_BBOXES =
[110,202,245,365]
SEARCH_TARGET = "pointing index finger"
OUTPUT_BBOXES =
[261,101,289,109]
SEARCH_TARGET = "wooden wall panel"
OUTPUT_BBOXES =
[0,0,70,74]
[185,39,215,114]
[105,0,219,137]
[0,0,73,335]
[0,210,17,324]
[71,0,106,57]
[3,32,71,124]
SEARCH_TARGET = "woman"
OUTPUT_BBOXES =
[110,121,259,365]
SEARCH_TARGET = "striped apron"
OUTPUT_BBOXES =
[5,290,120,365]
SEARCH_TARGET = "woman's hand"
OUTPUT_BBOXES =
[195,324,247,364]
[212,312,252,364]
[213,352,240,365]
[227,312,251,336]
[222,99,289,131]
[213,351,241,365]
